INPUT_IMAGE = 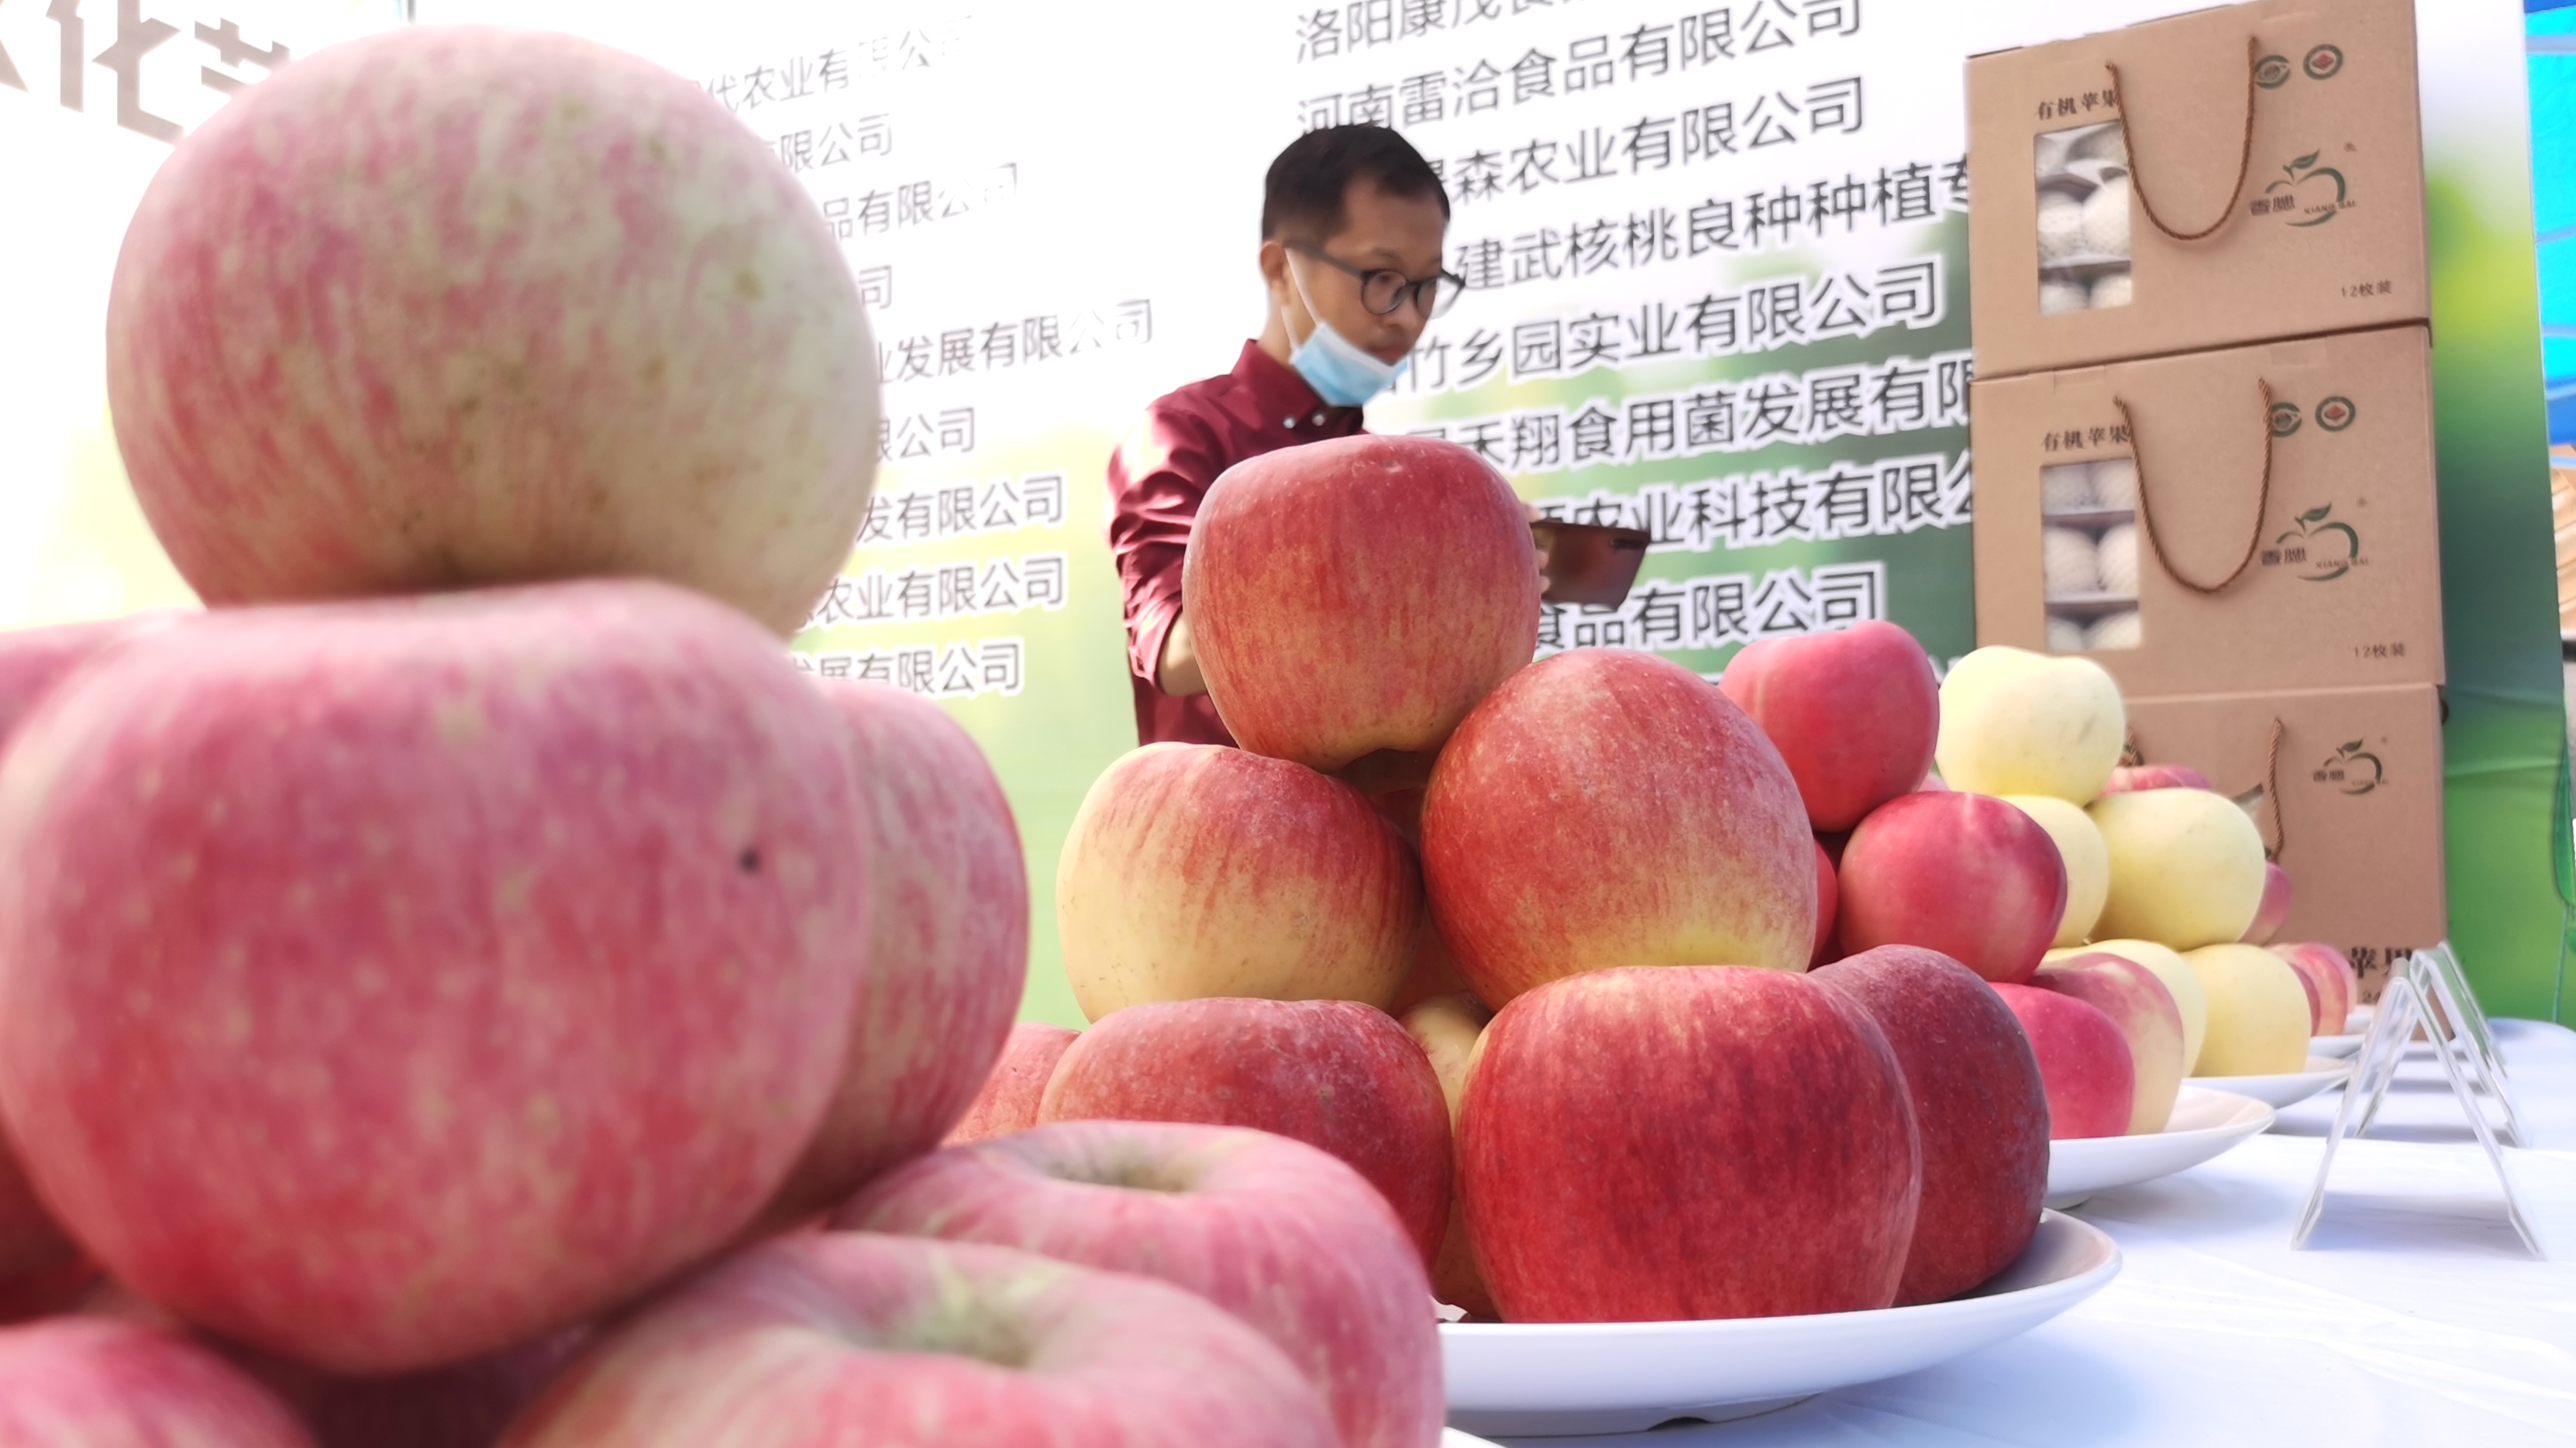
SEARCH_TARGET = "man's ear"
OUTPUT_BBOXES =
[1257,238,1289,295]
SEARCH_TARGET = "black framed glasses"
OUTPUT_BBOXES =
[1289,242,1468,320]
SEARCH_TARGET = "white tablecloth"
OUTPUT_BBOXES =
[1481,1019,2576,1446]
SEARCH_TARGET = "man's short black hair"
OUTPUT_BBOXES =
[1262,125,1451,241]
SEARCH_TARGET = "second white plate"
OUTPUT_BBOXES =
[2192,1054,2353,1108]
[2044,1086,2276,1209]
[1441,1212,2119,1437]
[2310,1031,2366,1059]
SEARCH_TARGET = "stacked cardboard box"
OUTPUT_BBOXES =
[1966,0,2443,953]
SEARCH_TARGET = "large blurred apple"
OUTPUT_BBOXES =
[1058,744,1420,1017]
[763,679,1027,1225]
[2029,954,2185,1133]
[1038,998,1451,1266]
[501,1234,1339,1446]
[1835,792,2066,984]
[0,615,176,741]
[2054,938,2209,1074]
[1421,649,1812,1006]
[0,582,867,1372]
[1183,435,1539,770]
[2270,942,2356,1035]
[1400,992,1498,1319]
[1718,621,1941,831]
[1460,967,1919,1321]
[1811,948,2046,1305]
[105,29,876,636]
[2002,793,2109,948]
[0,1318,315,1446]
[835,1121,1440,1448]
[1989,985,2136,1139]
[1935,647,2126,803]
[2089,788,2268,949]
[2184,944,2313,1075]
[945,1023,1080,1146]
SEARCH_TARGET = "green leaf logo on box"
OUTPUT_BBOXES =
[2272,502,2362,582]
[2315,738,2383,796]
[2261,151,2350,228]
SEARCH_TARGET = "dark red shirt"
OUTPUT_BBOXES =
[1105,341,1365,748]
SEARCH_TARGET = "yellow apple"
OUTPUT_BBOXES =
[2182,944,2313,1076]
[1400,993,1496,1321]
[2086,788,2266,950]
[1934,647,2126,803]
[2002,794,2107,948]
[2051,938,2207,1074]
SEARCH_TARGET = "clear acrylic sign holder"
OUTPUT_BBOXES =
[2293,943,2545,1258]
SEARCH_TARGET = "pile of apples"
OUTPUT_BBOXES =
[0,26,1438,1448]
[1034,438,2364,1326]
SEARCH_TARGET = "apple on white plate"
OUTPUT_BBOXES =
[2043,1087,2276,1210]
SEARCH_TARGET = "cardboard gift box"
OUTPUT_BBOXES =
[2122,683,2445,952]
[1967,0,2427,380]
[1970,322,2440,696]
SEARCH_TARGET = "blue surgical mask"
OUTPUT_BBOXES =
[1284,259,1408,408]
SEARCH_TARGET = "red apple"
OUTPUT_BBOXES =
[945,1023,1081,1146]
[2099,763,2213,794]
[0,621,174,1295]
[1058,744,1421,1017]
[499,1234,1340,1446]
[0,581,868,1373]
[2029,954,2187,1133]
[0,1317,313,1446]
[834,1121,1438,1448]
[1836,793,2068,984]
[2269,942,2355,1034]
[106,27,877,637]
[1989,985,2136,1140]
[0,615,177,741]
[1183,435,1539,772]
[1719,621,1941,831]
[1812,840,1841,968]
[1422,649,1812,1006]
[762,680,1028,1225]
[0,1254,99,1326]
[1038,998,1451,1267]
[1460,966,1920,1321]
[1810,947,2047,1305]
[2240,862,2293,944]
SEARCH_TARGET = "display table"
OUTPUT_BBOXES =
[1478,1020,2576,1446]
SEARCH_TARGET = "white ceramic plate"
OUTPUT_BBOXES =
[2043,1087,2275,1209]
[2310,1031,2365,1059]
[2190,1055,2352,1108]
[1440,1212,2120,1437]
[1442,1433,1503,1447]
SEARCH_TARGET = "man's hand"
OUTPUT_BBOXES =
[1158,610,1209,697]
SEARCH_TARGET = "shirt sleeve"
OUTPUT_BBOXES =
[1104,402,1225,690]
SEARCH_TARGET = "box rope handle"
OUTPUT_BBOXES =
[2106,36,2260,243]
[2113,379,2275,596]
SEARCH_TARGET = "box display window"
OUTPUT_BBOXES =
[2041,456,2141,652]
[2036,121,2131,315]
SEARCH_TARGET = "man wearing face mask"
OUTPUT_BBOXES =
[1105,124,1462,748]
